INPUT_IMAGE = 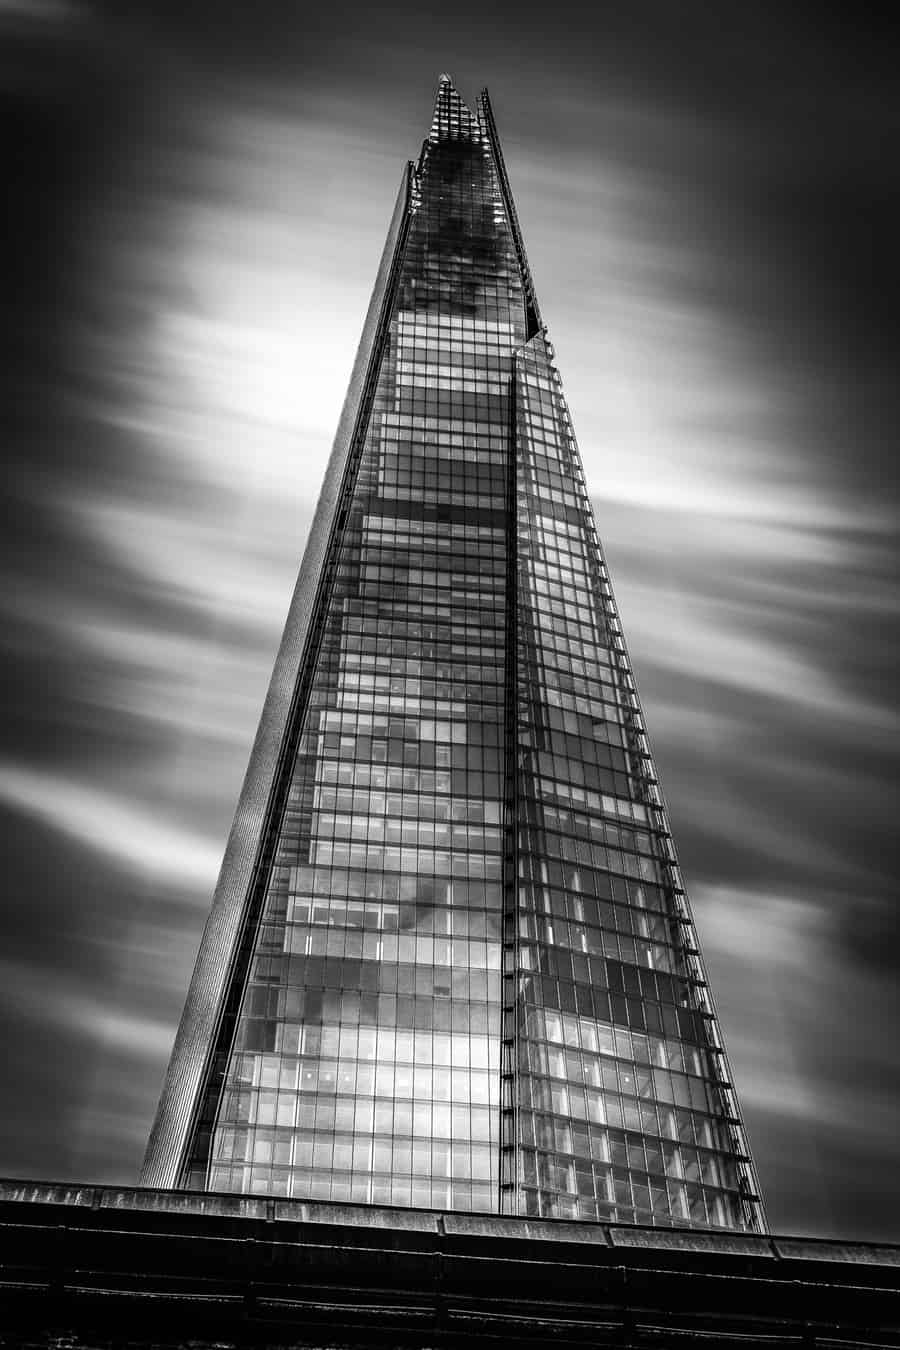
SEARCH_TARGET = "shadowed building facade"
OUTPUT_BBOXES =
[142,77,764,1232]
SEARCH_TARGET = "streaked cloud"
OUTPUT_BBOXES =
[694,883,900,1234]
[0,763,220,889]
[0,957,173,1060]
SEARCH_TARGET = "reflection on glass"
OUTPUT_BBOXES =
[506,335,758,1227]
[179,78,763,1233]
[198,80,525,1213]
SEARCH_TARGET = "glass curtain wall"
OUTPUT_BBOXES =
[506,334,759,1228]
[169,76,763,1232]
[194,79,527,1211]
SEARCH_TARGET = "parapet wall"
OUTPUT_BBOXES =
[1,1179,898,1347]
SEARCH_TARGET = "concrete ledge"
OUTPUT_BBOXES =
[443,1212,612,1246]
[608,1226,773,1258]
[773,1235,900,1267]
[1,1178,898,1348]
[293,1200,441,1232]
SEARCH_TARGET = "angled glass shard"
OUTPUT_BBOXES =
[143,76,765,1231]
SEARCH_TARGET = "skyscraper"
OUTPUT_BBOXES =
[143,76,764,1232]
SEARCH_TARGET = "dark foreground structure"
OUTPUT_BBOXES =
[2,1180,898,1348]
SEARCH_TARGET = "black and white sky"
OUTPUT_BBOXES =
[2,0,899,1240]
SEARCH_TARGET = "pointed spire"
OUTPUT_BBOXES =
[428,72,482,146]
[477,86,542,337]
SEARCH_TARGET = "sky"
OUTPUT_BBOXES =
[1,0,899,1240]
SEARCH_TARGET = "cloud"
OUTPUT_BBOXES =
[0,0,80,20]
[0,956,173,1060]
[621,577,897,734]
[0,763,220,889]
[696,885,900,1121]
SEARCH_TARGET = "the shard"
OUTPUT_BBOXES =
[143,76,765,1231]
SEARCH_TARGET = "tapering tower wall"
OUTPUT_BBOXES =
[143,77,764,1233]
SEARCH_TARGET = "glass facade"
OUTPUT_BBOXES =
[148,77,764,1232]
[505,336,755,1225]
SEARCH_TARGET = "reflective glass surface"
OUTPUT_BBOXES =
[505,336,758,1227]
[195,79,527,1212]
[176,77,763,1231]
